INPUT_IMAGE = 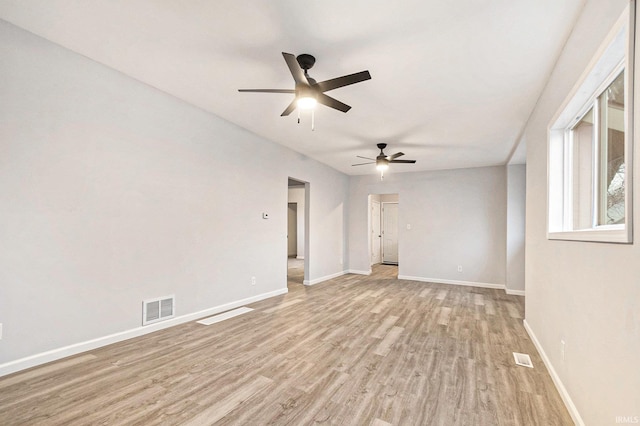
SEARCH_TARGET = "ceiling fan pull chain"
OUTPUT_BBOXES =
[297,108,300,124]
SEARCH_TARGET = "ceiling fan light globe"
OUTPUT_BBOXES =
[297,96,317,109]
[376,163,389,171]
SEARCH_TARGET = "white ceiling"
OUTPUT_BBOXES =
[0,0,584,175]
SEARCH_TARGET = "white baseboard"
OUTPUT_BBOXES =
[303,271,347,286]
[347,269,372,275]
[0,288,288,378]
[296,256,304,260]
[505,288,526,296]
[523,319,584,426]
[397,275,505,290]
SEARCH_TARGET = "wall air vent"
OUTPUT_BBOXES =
[513,352,534,368]
[142,295,175,326]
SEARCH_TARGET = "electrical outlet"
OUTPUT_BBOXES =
[561,340,566,361]
[457,265,463,272]
[251,276,256,286]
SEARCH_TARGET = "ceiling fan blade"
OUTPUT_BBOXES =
[281,99,298,116]
[356,155,375,160]
[238,89,295,93]
[282,52,309,85]
[389,159,416,164]
[317,93,351,113]
[352,162,375,166]
[315,70,372,92]
[389,152,405,160]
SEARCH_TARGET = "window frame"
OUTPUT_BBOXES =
[547,2,635,244]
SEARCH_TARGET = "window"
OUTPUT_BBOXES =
[548,3,634,243]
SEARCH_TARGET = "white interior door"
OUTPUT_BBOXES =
[382,202,399,264]
[371,200,381,265]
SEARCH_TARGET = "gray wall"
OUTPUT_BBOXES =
[348,167,507,286]
[524,0,640,423]
[0,17,528,379]
[506,164,526,293]
[0,21,348,366]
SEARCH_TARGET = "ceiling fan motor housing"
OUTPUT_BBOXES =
[296,54,316,71]
[296,84,317,101]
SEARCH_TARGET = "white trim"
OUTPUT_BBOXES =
[303,271,347,286]
[347,269,372,275]
[0,288,287,378]
[505,288,526,296]
[397,275,505,290]
[295,255,304,260]
[523,320,585,426]
[548,227,630,243]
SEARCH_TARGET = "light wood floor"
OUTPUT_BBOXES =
[0,264,572,425]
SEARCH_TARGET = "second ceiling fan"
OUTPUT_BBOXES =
[353,143,416,179]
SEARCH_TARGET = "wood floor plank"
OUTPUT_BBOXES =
[374,326,404,357]
[437,306,453,326]
[183,375,273,425]
[370,298,392,314]
[0,263,573,425]
[371,315,399,339]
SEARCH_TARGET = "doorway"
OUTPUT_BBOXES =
[288,178,309,287]
[369,194,399,266]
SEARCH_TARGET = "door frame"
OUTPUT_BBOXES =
[371,200,381,265]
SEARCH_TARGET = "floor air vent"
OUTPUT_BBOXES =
[513,352,534,368]
[197,307,254,325]
[143,295,175,325]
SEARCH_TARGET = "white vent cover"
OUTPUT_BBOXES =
[513,352,534,368]
[197,307,254,325]
[143,295,175,326]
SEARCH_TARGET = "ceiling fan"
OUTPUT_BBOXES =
[238,52,371,124]
[352,143,416,179]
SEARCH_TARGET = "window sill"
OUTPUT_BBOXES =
[548,226,632,243]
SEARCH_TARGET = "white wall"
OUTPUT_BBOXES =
[506,164,526,294]
[349,166,507,287]
[524,1,640,423]
[287,187,305,258]
[0,20,348,371]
